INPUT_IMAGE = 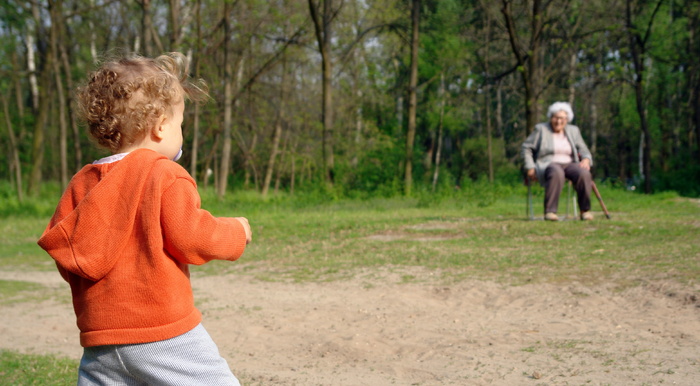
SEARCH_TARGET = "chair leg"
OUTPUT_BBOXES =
[564,181,578,220]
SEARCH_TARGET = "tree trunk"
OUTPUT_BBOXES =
[290,149,296,195]
[352,49,363,168]
[190,0,203,180]
[526,0,542,133]
[28,69,51,196]
[168,0,182,51]
[695,78,700,164]
[496,79,504,142]
[2,93,23,202]
[50,0,69,190]
[26,34,39,112]
[57,23,82,172]
[218,2,233,198]
[568,52,577,105]
[274,132,290,194]
[625,0,664,193]
[432,73,445,192]
[308,0,335,183]
[404,0,420,196]
[27,2,50,196]
[262,60,287,197]
[10,51,24,120]
[484,14,494,183]
[690,9,700,165]
[139,0,154,56]
[501,0,544,136]
[89,0,98,63]
[633,79,652,193]
[485,84,494,184]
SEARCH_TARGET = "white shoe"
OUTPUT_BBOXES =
[581,211,593,221]
[544,212,559,221]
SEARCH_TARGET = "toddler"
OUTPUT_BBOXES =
[38,52,251,385]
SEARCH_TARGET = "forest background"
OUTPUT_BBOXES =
[2,0,700,204]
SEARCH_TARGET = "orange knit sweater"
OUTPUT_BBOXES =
[38,149,247,347]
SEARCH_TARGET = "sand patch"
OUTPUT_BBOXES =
[1,266,699,385]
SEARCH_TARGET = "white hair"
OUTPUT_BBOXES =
[547,101,574,123]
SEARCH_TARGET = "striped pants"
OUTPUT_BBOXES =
[78,324,240,386]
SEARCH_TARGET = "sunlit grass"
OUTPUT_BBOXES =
[191,186,700,285]
[2,185,698,285]
[0,350,77,385]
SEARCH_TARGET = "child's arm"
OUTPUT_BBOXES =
[160,177,249,265]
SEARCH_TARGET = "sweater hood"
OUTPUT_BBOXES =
[38,149,169,281]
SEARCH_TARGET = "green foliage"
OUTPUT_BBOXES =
[655,163,700,197]
[0,181,61,218]
[340,136,404,198]
[420,0,469,77]
[452,136,517,184]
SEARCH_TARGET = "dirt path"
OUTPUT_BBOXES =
[1,267,699,385]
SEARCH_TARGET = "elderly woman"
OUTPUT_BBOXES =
[522,102,594,221]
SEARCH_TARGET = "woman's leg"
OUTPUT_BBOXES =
[563,163,592,212]
[544,163,566,214]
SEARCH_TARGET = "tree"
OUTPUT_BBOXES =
[309,0,337,183]
[404,0,419,196]
[217,0,235,199]
[27,1,51,196]
[262,58,288,197]
[624,0,664,193]
[1,0,698,198]
[500,0,581,136]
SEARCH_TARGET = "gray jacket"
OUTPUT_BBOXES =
[521,122,593,185]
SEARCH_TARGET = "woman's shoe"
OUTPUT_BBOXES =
[544,212,559,221]
[580,211,594,221]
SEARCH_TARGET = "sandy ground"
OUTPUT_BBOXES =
[1,267,699,385]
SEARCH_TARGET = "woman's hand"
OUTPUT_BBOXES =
[579,158,591,171]
[527,168,537,181]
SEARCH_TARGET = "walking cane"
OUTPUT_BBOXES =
[591,181,611,219]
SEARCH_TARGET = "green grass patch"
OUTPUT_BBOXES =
[0,350,77,385]
[0,280,46,305]
[0,218,55,272]
[189,186,700,285]
[3,185,699,286]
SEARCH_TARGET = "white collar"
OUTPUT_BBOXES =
[93,152,130,165]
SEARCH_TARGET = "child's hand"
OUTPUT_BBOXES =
[235,217,252,244]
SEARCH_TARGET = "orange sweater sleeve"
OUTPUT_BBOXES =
[160,177,247,265]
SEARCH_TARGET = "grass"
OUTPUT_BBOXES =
[0,350,77,385]
[191,186,700,286]
[1,183,699,380]
[0,280,45,305]
[2,185,699,285]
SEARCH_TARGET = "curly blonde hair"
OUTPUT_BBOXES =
[77,52,208,153]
